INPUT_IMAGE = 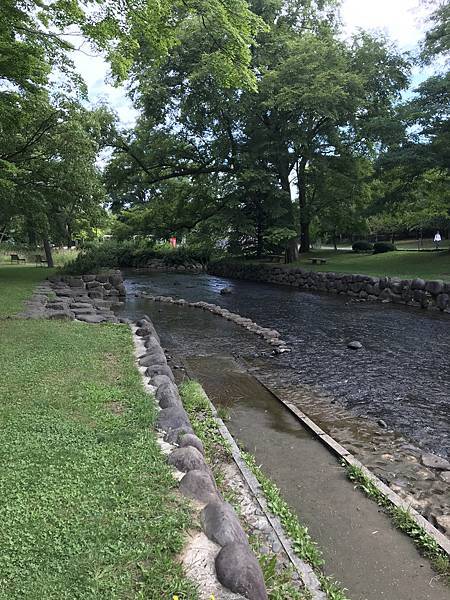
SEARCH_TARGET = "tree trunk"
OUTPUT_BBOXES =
[333,230,338,251]
[43,238,54,267]
[285,238,299,263]
[297,159,310,254]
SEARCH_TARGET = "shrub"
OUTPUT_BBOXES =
[373,241,396,254]
[352,240,374,253]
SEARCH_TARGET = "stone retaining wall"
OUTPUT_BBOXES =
[135,258,204,273]
[20,271,127,323]
[209,261,450,313]
[133,317,269,599]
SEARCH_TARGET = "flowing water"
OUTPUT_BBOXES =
[119,270,450,529]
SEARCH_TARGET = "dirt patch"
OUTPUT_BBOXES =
[107,401,125,415]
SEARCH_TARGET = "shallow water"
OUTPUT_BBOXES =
[119,270,450,527]
[122,270,450,458]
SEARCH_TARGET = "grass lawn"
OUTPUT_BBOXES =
[0,266,197,599]
[0,266,56,318]
[284,250,450,281]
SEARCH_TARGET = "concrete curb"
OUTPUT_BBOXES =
[251,375,450,558]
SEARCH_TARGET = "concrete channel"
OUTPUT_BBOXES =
[183,355,449,600]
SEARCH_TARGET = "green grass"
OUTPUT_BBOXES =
[0,320,198,599]
[0,266,56,317]
[283,250,450,281]
[0,247,79,267]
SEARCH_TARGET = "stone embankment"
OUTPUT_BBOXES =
[20,271,127,323]
[209,261,450,312]
[137,291,291,353]
[132,317,271,599]
[134,258,204,273]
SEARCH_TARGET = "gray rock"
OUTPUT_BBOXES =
[436,293,449,310]
[156,383,181,408]
[179,469,219,504]
[151,374,173,387]
[82,274,96,282]
[215,542,268,600]
[421,453,450,470]
[96,274,109,283]
[179,433,204,455]
[146,364,174,382]
[86,280,101,289]
[144,335,162,351]
[411,278,425,290]
[164,425,194,444]
[168,446,209,473]
[139,352,167,367]
[76,314,106,324]
[70,302,94,309]
[201,501,249,548]
[425,280,444,296]
[377,419,388,428]
[347,341,363,350]
[156,406,190,432]
[220,287,233,295]
[435,514,450,534]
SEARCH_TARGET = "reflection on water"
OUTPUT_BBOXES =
[118,270,450,527]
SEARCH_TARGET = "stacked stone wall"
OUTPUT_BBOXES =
[209,262,450,313]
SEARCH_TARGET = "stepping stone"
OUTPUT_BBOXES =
[76,314,106,324]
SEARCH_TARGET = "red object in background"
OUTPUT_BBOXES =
[169,237,177,248]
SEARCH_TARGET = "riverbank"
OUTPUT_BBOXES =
[0,267,196,598]
[209,259,450,312]
[261,250,450,281]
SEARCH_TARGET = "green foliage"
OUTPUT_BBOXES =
[63,240,216,274]
[373,241,396,253]
[0,318,197,598]
[352,241,374,253]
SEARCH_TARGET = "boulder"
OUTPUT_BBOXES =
[421,453,450,470]
[179,469,219,504]
[179,433,204,455]
[156,406,190,432]
[425,280,444,295]
[146,364,174,382]
[76,314,106,324]
[168,446,209,473]
[411,278,426,290]
[201,501,249,548]
[347,341,363,350]
[436,293,449,311]
[47,310,74,320]
[220,287,233,295]
[139,352,167,367]
[152,374,173,387]
[156,382,181,408]
[164,425,194,444]
[215,542,268,600]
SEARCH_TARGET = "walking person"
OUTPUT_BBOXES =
[433,231,442,250]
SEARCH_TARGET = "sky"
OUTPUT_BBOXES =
[71,0,435,128]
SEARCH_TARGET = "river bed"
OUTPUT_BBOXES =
[119,270,450,531]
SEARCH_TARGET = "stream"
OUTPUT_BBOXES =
[118,270,450,531]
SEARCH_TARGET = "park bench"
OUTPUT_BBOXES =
[10,254,26,264]
[308,257,327,265]
[35,254,48,266]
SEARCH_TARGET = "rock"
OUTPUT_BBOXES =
[151,374,173,387]
[76,314,106,324]
[156,406,191,432]
[201,501,249,548]
[436,293,449,310]
[168,446,209,473]
[179,469,219,504]
[220,287,233,295]
[411,278,426,290]
[156,383,181,409]
[146,364,174,381]
[421,453,450,470]
[179,433,204,455]
[215,542,268,600]
[164,425,195,444]
[377,419,388,428]
[425,280,444,296]
[82,274,96,282]
[139,351,167,367]
[435,514,450,535]
[347,341,363,350]
[86,280,101,289]
[144,336,162,351]
[272,541,282,553]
